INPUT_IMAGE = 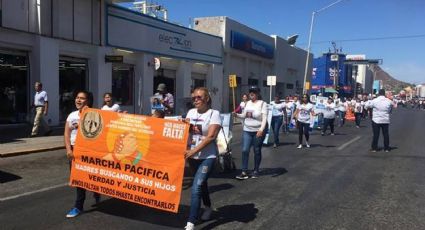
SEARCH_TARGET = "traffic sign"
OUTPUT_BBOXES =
[267,75,276,86]
[229,74,237,88]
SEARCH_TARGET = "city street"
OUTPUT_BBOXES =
[1,108,425,230]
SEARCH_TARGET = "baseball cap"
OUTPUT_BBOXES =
[157,83,166,91]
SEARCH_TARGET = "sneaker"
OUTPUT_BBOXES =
[371,149,377,153]
[297,144,302,149]
[251,171,259,179]
[184,222,195,230]
[321,132,325,136]
[331,133,335,136]
[235,172,249,180]
[384,149,390,153]
[273,143,277,148]
[201,207,213,221]
[306,142,310,148]
[66,207,82,218]
[356,126,360,128]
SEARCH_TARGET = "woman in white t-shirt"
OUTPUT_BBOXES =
[184,87,222,230]
[234,86,268,180]
[284,96,294,133]
[233,93,248,114]
[101,92,121,112]
[64,90,100,218]
[270,95,286,147]
[354,98,363,128]
[294,94,315,149]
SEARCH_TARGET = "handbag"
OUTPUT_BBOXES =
[216,127,236,173]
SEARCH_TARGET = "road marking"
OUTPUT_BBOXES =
[338,136,361,151]
[0,183,68,202]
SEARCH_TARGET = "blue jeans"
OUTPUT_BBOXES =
[241,130,266,173]
[338,111,346,126]
[188,158,215,223]
[270,115,283,145]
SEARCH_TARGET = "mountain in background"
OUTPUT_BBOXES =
[374,66,414,93]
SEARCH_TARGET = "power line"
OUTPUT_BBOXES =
[298,34,425,45]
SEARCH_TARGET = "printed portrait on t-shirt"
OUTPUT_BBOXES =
[246,110,254,118]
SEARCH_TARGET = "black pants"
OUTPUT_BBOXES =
[297,121,310,144]
[371,121,390,151]
[355,113,362,126]
[69,160,100,210]
[322,118,335,134]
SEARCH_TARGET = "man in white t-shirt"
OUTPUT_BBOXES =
[30,82,51,137]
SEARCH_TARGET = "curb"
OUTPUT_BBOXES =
[0,146,65,158]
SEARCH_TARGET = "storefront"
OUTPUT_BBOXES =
[0,50,29,124]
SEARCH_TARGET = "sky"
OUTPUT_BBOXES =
[119,0,425,84]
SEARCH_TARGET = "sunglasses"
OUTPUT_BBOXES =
[191,96,203,101]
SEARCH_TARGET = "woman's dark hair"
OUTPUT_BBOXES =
[77,90,93,108]
[103,92,113,106]
[301,94,310,104]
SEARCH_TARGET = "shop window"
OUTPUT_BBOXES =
[286,84,294,89]
[192,79,205,89]
[248,78,258,87]
[59,58,87,121]
[112,64,134,106]
[0,52,28,124]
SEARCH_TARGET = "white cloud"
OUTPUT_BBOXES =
[384,63,425,84]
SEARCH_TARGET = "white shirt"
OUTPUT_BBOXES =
[154,92,174,113]
[365,96,393,124]
[239,101,247,113]
[102,104,121,112]
[297,103,314,123]
[186,108,222,159]
[354,102,363,113]
[285,101,294,115]
[270,101,285,117]
[323,102,336,119]
[34,90,48,106]
[237,100,268,132]
[66,110,80,146]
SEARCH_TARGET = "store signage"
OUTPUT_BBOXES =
[105,55,124,63]
[106,5,222,64]
[230,31,274,59]
[330,54,339,61]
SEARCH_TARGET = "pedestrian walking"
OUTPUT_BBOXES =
[270,95,285,148]
[284,96,295,133]
[184,87,221,230]
[153,83,174,115]
[64,90,100,218]
[294,94,315,149]
[365,89,394,152]
[30,82,51,137]
[322,97,336,135]
[234,86,268,180]
[101,92,121,112]
[233,93,248,114]
[354,98,363,128]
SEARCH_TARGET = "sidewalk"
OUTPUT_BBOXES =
[0,135,65,157]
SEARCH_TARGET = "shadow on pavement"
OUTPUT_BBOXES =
[201,203,258,230]
[94,198,190,228]
[0,170,22,183]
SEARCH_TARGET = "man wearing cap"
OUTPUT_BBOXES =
[154,83,174,115]
[31,82,51,137]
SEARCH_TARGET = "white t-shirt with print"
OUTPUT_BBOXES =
[270,101,285,116]
[66,110,80,146]
[354,102,363,113]
[297,103,314,123]
[285,102,294,116]
[186,108,222,159]
[323,102,336,119]
[102,104,121,112]
[242,100,268,132]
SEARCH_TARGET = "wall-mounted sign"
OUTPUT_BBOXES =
[106,5,222,64]
[105,55,124,63]
[230,31,274,59]
[266,75,276,86]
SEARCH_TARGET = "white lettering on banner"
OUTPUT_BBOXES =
[158,34,192,50]
[251,41,266,53]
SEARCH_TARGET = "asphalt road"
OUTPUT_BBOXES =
[1,107,424,230]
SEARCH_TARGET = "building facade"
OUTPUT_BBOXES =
[0,0,223,127]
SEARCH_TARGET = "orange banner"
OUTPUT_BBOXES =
[69,109,189,213]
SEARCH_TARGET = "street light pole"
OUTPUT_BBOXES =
[302,0,346,94]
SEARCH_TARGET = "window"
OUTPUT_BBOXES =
[286,84,294,89]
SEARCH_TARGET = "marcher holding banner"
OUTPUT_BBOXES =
[64,90,100,218]
[184,87,222,230]
[234,86,268,180]
[294,94,315,149]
